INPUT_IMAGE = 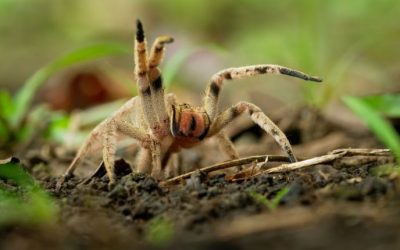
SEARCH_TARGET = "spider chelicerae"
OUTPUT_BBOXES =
[57,20,322,189]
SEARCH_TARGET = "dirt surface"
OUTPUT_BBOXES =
[1,108,399,250]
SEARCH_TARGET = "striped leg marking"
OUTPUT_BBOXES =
[149,36,174,69]
[135,20,158,134]
[209,101,297,162]
[203,64,322,120]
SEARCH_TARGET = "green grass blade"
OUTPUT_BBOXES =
[249,191,271,208]
[249,187,289,211]
[145,216,174,246]
[0,162,58,225]
[0,90,14,120]
[11,43,131,129]
[0,162,35,187]
[0,121,7,142]
[0,91,13,141]
[361,94,400,117]
[270,186,290,209]
[343,95,400,161]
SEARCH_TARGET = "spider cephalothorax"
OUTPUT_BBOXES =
[57,20,322,189]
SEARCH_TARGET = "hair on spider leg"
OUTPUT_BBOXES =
[56,20,323,190]
[278,67,323,82]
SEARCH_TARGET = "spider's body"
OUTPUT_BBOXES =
[57,20,322,188]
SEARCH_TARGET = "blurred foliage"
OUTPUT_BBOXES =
[249,186,290,211]
[1,0,399,105]
[0,161,58,226]
[145,0,400,106]
[373,164,400,177]
[0,43,130,152]
[359,94,400,118]
[0,0,399,152]
[145,216,174,246]
[343,94,400,161]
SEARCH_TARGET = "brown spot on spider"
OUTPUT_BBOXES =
[209,82,220,97]
[56,19,322,190]
[224,72,232,79]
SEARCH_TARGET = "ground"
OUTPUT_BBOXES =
[1,107,399,250]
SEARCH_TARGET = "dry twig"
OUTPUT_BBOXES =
[160,155,290,186]
[162,148,393,186]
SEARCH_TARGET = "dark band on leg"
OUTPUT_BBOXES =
[136,19,145,42]
[223,72,232,79]
[231,106,242,119]
[255,66,269,74]
[151,76,163,90]
[209,82,220,97]
[141,86,151,96]
[279,67,322,82]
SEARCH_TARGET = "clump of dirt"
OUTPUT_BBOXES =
[1,108,399,250]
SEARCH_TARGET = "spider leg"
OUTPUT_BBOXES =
[203,64,322,120]
[115,119,155,175]
[102,119,118,187]
[135,20,159,135]
[136,148,152,174]
[165,153,179,178]
[147,36,174,137]
[56,127,101,190]
[116,120,149,143]
[150,140,163,180]
[208,101,297,162]
[149,36,174,69]
[136,143,166,180]
[215,131,241,170]
[215,131,239,160]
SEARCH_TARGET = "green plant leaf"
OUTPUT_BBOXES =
[343,95,400,161]
[270,186,290,209]
[0,90,14,120]
[0,121,7,142]
[249,187,290,211]
[361,94,400,117]
[11,43,131,129]
[0,162,35,187]
[0,162,58,226]
[145,216,174,246]
[0,91,11,141]
[249,191,271,208]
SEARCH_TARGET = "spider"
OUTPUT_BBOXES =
[56,20,322,189]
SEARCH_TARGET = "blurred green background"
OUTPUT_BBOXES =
[1,0,400,231]
[1,0,399,105]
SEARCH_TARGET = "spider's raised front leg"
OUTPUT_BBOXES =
[134,20,159,136]
[135,21,173,179]
[203,64,322,121]
[147,35,174,136]
[149,36,174,69]
[208,102,297,162]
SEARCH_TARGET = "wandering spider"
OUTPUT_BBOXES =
[56,20,322,189]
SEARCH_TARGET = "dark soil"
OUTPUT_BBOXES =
[1,108,399,250]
